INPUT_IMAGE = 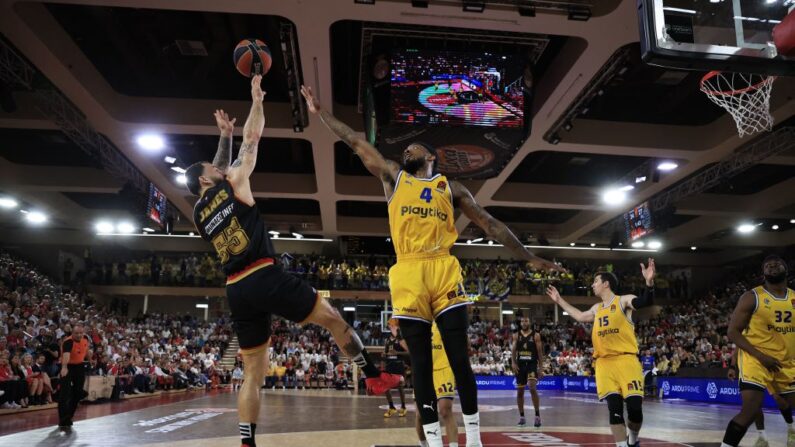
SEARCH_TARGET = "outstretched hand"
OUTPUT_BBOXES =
[213,109,236,136]
[300,85,321,114]
[529,257,566,273]
[640,258,656,286]
[251,74,266,102]
[545,285,563,304]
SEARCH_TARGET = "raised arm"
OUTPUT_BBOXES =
[227,75,265,202]
[545,285,596,323]
[300,85,399,184]
[451,181,563,272]
[211,109,236,171]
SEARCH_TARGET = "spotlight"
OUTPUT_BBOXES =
[488,240,494,246]
[619,185,635,192]
[467,240,472,245]
[269,230,280,239]
[163,156,176,164]
[791,219,795,224]
[657,161,678,171]
[292,232,304,239]
[411,0,429,7]
[471,237,483,243]
[635,176,647,184]
[117,222,136,234]
[343,306,356,312]
[569,242,575,246]
[176,174,187,184]
[737,223,756,234]
[590,243,596,247]
[631,241,645,248]
[602,188,627,206]
[196,304,209,309]
[0,197,18,209]
[501,310,514,315]
[136,134,165,151]
[647,240,662,250]
[142,228,155,233]
[25,211,47,224]
[170,166,186,174]
[95,221,114,233]
[690,246,697,251]
[463,1,485,13]
[189,232,195,236]
[772,224,780,230]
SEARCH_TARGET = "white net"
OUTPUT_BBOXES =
[700,72,776,138]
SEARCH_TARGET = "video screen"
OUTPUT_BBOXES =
[147,183,167,228]
[390,49,525,128]
[625,202,654,241]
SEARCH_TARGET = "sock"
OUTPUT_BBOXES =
[628,429,639,444]
[782,406,794,424]
[462,412,481,445]
[757,429,767,440]
[721,420,748,447]
[239,422,256,446]
[422,422,443,447]
[535,409,540,417]
[616,442,628,447]
[352,349,380,378]
[389,403,396,409]
[519,409,524,417]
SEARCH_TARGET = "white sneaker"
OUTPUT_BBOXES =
[753,437,769,447]
[11,402,21,409]
[1,402,13,409]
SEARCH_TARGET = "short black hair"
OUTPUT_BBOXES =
[763,254,787,269]
[413,141,438,173]
[185,161,207,196]
[595,271,619,291]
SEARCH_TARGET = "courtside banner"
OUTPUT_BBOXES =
[474,375,597,393]
[658,377,779,407]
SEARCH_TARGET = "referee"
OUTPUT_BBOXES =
[58,323,90,429]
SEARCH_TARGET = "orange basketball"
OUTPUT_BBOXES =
[233,39,272,77]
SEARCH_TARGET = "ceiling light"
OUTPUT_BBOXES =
[663,7,696,14]
[501,310,514,315]
[268,230,280,236]
[0,197,18,209]
[136,134,165,151]
[95,221,114,233]
[657,161,678,171]
[791,219,795,224]
[163,156,176,164]
[117,222,136,234]
[195,304,209,309]
[647,240,662,250]
[176,174,187,184]
[488,240,494,246]
[737,223,756,234]
[635,176,647,184]
[602,189,627,205]
[471,237,483,243]
[772,224,780,230]
[569,242,575,246]
[631,241,645,248]
[343,306,356,312]
[590,243,596,247]
[19,209,28,214]
[292,232,304,239]
[562,312,569,316]
[619,185,634,192]
[189,232,195,236]
[171,166,186,174]
[25,211,47,224]
[467,240,472,245]
[142,227,155,233]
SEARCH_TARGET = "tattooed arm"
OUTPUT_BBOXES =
[211,109,236,170]
[227,75,265,205]
[300,85,399,185]
[451,181,564,272]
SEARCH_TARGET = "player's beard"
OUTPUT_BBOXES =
[401,157,425,175]
[764,271,787,284]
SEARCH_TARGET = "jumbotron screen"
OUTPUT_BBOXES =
[390,49,524,128]
[625,202,654,241]
[147,183,167,228]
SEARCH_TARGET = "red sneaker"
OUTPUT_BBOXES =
[365,372,402,395]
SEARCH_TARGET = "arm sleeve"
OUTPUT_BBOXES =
[631,286,655,309]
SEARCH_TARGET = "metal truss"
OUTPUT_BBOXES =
[0,37,150,194]
[280,21,307,133]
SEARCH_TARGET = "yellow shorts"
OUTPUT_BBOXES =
[389,252,470,322]
[595,354,644,400]
[434,367,456,399]
[739,350,795,395]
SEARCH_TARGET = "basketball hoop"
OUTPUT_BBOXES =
[700,71,776,138]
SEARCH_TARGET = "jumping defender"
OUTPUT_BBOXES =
[512,316,544,428]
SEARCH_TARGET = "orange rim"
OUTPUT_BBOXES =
[700,70,776,96]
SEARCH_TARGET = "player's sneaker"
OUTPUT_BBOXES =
[534,416,541,428]
[753,438,769,447]
[398,408,408,417]
[516,416,526,427]
[383,408,397,418]
[365,372,402,395]
[787,428,795,447]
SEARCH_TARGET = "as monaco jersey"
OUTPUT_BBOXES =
[387,171,457,256]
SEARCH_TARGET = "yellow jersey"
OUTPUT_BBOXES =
[387,171,457,257]
[592,296,639,359]
[431,322,451,371]
[744,286,795,360]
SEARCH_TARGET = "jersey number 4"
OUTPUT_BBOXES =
[420,187,433,203]
[211,216,250,264]
[598,316,609,327]
[775,311,792,323]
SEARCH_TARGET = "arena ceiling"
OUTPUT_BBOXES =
[0,0,793,264]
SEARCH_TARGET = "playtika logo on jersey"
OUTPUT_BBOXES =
[400,205,449,221]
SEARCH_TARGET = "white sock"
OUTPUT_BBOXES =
[462,412,482,446]
[449,443,459,447]
[422,422,443,447]
[616,442,628,447]
[628,429,640,444]
[757,429,767,440]
[419,441,429,447]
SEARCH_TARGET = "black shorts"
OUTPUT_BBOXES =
[226,264,319,351]
[385,360,406,376]
[516,360,538,387]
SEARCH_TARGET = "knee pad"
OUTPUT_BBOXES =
[625,395,643,424]
[606,394,625,425]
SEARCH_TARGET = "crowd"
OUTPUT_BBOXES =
[82,253,691,299]
[0,251,234,410]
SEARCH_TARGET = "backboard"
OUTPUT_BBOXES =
[639,0,795,76]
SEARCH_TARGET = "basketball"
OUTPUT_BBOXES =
[773,9,795,57]
[233,38,272,77]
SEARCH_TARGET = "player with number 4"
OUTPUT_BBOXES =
[545,259,657,447]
